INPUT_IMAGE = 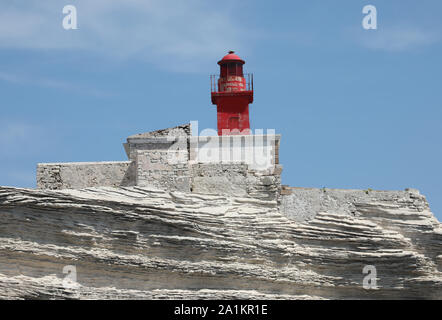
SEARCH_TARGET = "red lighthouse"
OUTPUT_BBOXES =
[211,51,253,135]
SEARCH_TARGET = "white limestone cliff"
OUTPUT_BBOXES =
[0,185,440,299]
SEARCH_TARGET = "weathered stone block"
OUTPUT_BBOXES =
[37,161,136,190]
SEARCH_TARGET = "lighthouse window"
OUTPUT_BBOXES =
[221,65,227,77]
[228,63,236,76]
[237,63,243,76]
[226,63,243,77]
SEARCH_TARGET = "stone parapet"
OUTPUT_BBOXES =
[37,161,135,190]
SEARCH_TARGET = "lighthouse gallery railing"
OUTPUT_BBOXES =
[210,73,254,93]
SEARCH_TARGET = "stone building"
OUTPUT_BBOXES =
[37,123,283,201]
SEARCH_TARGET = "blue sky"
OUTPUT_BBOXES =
[0,0,441,221]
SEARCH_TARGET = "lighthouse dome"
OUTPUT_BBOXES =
[218,51,245,65]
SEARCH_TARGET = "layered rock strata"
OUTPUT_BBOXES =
[0,186,440,299]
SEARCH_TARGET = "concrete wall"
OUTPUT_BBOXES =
[190,134,280,171]
[37,161,135,190]
[191,163,282,200]
[124,138,183,161]
[124,123,190,161]
[135,149,190,192]
[124,132,281,198]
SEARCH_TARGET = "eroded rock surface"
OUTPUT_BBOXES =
[0,186,440,299]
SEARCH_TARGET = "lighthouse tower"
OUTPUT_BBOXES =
[211,51,253,136]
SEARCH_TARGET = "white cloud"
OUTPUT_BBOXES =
[359,26,438,52]
[0,0,246,71]
[0,71,111,96]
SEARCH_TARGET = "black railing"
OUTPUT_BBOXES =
[210,73,254,93]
